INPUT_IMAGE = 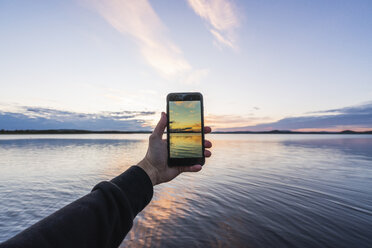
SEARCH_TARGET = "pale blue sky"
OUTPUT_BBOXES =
[1,0,372,131]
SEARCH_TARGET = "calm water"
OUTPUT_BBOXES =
[170,133,202,158]
[0,134,372,247]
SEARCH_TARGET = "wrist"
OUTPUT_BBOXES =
[137,158,158,186]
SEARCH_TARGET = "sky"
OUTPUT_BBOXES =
[169,101,201,132]
[0,0,372,131]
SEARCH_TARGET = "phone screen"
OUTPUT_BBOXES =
[168,100,203,158]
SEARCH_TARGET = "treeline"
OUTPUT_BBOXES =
[0,129,152,134]
[0,129,371,135]
[213,130,372,134]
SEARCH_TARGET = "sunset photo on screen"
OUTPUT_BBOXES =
[169,101,202,158]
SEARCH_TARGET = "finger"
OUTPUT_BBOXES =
[204,140,212,148]
[204,126,212,133]
[204,150,211,157]
[153,112,167,138]
[179,164,202,173]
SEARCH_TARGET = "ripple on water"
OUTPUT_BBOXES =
[1,134,372,247]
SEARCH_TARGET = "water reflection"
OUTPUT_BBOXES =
[122,134,372,247]
[124,186,190,247]
[169,133,202,158]
[282,137,372,159]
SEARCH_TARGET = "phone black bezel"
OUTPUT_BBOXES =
[167,92,205,167]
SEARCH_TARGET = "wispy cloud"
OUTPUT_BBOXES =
[0,106,155,131]
[187,0,240,49]
[220,102,372,132]
[88,0,207,82]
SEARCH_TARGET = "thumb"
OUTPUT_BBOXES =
[153,112,167,138]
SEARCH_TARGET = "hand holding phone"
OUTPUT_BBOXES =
[137,93,212,186]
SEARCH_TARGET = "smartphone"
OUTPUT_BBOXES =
[167,92,205,166]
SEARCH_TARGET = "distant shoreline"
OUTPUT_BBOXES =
[1,129,372,135]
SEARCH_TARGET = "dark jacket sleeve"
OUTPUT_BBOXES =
[0,166,153,248]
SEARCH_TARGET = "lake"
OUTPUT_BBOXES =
[0,134,371,247]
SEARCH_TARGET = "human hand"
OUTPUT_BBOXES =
[137,112,212,186]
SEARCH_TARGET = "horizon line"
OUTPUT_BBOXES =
[1,129,372,135]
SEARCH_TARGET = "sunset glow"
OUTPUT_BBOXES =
[169,101,202,132]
